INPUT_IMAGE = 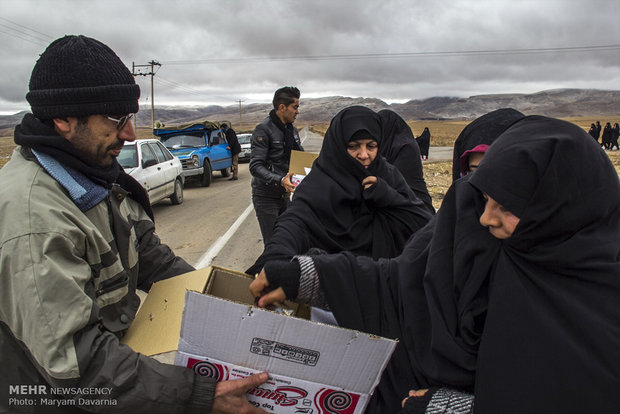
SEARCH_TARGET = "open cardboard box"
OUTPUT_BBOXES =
[122,266,397,413]
[289,150,319,187]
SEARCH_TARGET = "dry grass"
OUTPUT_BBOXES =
[2,119,619,212]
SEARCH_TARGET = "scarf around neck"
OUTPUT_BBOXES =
[14,113,153,220]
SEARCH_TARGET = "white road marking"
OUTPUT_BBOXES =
[194,203,254,269]
[193,129,313,269]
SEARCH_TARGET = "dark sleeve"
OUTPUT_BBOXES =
[389,145,435,214]
[399,388,475,414]
[363,174,433,245]
[249,124,284,184]
[246,215,312,275]
[72,323,216,413]
[134,217,195,291]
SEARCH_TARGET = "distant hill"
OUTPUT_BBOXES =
[1,89,619,131]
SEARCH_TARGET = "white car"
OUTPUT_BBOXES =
[118,139,184,205]
[237,133,252,162]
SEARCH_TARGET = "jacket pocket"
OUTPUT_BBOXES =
[96,273,129,308]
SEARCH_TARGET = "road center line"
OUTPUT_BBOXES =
[194,203,254,269]
[193,129,311,269]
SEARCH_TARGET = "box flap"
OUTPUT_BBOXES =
[121,267,212,355]
[288,150,318,175]
[178,291,397,394]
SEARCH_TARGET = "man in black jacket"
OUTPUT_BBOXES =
[221,122,241,180]
[249,86,304,246]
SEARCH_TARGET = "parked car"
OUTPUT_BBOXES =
[118,139,184,205]
[154,121,233,187]
[237,133,252,162]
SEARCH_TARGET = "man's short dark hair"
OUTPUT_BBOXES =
[272,86,300,109]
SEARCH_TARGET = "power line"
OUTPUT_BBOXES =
[0,17,51,46]
[162,44,620,65]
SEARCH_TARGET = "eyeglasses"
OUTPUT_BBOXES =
[106,113,134,130]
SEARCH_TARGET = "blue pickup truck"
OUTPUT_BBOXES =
[154,120,232,187]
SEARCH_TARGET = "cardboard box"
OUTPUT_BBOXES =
[122,266,397,413]
[289,150,319,187]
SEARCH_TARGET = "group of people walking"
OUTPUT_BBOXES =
[588,120,620,150]
[0,33,618,414]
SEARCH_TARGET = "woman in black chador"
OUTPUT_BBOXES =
[246,105,432,276]
[415,127,430,159]
[451,108,525,181]
[378,109,434,214]
[252,116,620,414]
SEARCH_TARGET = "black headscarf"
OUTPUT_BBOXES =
[378,109,434,214]
[14,113,154,220]
[311,116,620,413]
[247,106,432,275]
[451,108,525,181]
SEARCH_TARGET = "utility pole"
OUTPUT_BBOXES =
[236,99,245,126]
[132,60,161,129]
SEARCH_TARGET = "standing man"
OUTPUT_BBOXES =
[0,35,268,414]
[249,86,303,246]
[221,122,241,180]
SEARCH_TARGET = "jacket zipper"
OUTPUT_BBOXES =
[96,273,129,297]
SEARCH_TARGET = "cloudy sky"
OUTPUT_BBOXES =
[1,0,619,114]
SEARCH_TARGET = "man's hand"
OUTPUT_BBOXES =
[362,176,378,190]
[249,269,287,308]
[212,372,270,414]
[281,172,296,192]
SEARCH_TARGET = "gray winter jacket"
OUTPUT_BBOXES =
[0,147,215,413]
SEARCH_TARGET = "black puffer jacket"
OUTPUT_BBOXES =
[249,111,303,196]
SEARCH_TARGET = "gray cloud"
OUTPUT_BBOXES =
[1,0,619,114]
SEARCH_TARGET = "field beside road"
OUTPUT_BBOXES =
[1,117,619,212]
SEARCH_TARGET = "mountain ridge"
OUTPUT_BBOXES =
[1,88,618,131]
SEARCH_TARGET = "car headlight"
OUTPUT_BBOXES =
[191,155,200,167]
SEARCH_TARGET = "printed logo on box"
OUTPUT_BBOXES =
[186,355,363,413]
[250,337,320,366]
[188,358,230,381]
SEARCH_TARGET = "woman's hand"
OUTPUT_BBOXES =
[362,176,378,189]
[249,269,287,308]
[401,389,429,407]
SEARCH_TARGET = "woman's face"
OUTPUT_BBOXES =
[479,194,521,239]
[347,138,378,168]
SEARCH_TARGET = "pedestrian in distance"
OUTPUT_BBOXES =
[602,121,613,150]
[0,34,269,414]
[250,115,620,414]
[221,122,241,180]
[588,122,599,141]
[611,122,620,150]
[415,127,431,160]
[249,86,304,246]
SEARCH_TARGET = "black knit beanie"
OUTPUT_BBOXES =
[26,35,140,119]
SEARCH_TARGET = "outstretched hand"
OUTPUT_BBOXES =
[249,269,287,308]
[212,372,270,414]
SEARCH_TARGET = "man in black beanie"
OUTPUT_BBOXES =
[0,35,268,414]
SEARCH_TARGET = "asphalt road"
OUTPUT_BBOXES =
[151,129,452,274]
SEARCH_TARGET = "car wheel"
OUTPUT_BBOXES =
[200,161,212,187]
[170,178,183,205]
[220,167,230,177]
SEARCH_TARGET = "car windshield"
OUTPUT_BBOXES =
[238,134,251,144]
[118,145,138,168]
[161,134,205,148]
